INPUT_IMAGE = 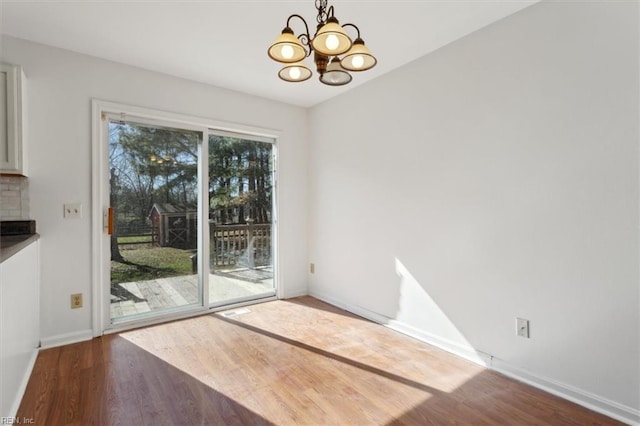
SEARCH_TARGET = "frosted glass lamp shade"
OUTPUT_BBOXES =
[278,62,312,82]
[319,57,352,86]
[312,17,352,56]
[341,38,377,71]
[268,28,307,63]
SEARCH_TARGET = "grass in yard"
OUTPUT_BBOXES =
[117,235,152,244]
[111,246,195,284]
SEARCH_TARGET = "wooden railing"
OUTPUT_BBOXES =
[210,222,271,268]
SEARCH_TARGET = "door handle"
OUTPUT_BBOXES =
[106,207,114,235]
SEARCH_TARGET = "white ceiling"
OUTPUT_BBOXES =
[0,0,538,107]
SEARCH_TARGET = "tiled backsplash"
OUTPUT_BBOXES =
[0,175,30,220]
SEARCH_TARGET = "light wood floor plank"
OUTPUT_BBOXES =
[17,296,621,425]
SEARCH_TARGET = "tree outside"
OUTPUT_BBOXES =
[108,122,274,285]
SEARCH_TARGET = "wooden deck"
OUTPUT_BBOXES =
[110,267,273,319]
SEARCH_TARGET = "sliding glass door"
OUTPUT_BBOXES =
[207,131,276,306]
[108,120,203,322]
[98,104,278,329]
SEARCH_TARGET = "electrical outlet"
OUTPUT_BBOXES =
[310,263,315,274]
[71,293,83,309]
[516,318,530,338]
[64,203,82,219]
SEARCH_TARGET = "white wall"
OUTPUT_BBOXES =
[0,36,309,343]
[309,1,639,420]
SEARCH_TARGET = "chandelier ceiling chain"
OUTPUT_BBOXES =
[315,0,329,24]
[267,0,377,86]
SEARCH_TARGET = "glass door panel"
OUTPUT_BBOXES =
[108,120,202,322]
[208,133,276,306]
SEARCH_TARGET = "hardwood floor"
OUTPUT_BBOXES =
[17,296,621,425]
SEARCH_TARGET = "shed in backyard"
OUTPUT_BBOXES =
[149,203,197,249]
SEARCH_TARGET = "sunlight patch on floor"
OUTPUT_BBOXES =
[116,301,455,423]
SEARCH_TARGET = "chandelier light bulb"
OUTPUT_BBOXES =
[278,61,312,82]
[281,45,294,60]
[320,57,352,86]
[289,66,301,80]
[341,38,377,72]
[325,34,340,51]
[351,54,364,69]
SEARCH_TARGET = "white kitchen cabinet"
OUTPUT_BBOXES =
[0,63,26,174]
[0,239,40,419]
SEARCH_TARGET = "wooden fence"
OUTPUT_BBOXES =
[211,222,271,268]
[117,225,153,247]
[118,222,272,270]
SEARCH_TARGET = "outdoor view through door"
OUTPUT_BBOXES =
[108,119,275,323]
[208,133,275,306]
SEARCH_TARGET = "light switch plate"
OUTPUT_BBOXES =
[64,203,82,219]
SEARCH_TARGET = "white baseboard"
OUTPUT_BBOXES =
[280,288,309,299]
[7,348,39,420]
[40,329,93,349]
[385,319,492,367]
[491,359,640,425]
[310,290,490,366]
[309,291,640,426]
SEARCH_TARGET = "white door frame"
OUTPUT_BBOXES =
[91,99,280,336]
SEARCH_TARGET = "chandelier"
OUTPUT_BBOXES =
[267,0,377,86]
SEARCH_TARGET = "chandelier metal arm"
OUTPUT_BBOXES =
[297,34,312,55]
[341,23,361,39]
[285,14,313,57]
[286,14,312,40]
[325,5,335,20]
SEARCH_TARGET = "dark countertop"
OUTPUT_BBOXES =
[0,234,39,263]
